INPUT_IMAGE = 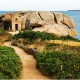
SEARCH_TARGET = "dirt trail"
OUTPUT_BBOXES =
[3,42,50,79]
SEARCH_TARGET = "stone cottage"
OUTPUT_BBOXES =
[11,13,23,31]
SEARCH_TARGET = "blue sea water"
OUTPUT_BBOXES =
[0,11,10,14]
[0,11,80,39]
[0,11,16,14]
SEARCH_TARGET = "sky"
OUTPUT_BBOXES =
[0,0,80,11]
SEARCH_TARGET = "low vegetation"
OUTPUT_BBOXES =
[12,30,80,79]
[13,30,80,42]
[0,46,21,79]
[35,51,80,79]
[45,43,80,54]
[12,30,80,54]
[0,28,12,45]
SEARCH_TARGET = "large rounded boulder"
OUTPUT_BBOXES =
[38,11,54,21]
[2,13,13,20]
[26,11,44,27]
[53,12,75,28]
[33,24,72,36]
[25,11,55,27]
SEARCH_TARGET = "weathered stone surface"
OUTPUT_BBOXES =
[2,13,13,20]
[25,11,45,27]
[0,23,4,29]
[0,15,4,29]
[39,11,54,21]
[10,12,28,31]
[25,11,55,27]
[0,14,4,19]
[33,24,72,36]
[70,30,77,37]
[53,12,75,28]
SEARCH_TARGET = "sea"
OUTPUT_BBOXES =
[0,11,80,39]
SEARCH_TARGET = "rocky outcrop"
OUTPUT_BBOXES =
[0,14,4,19]
[0,14,4,29]
[33,24,71,36]
[24,11,76,37]
[26,11,44,27]
[25,11,55,27]
[53,12,75,28]
[33,24,77,37]
[39,11,55,22]
[70,30,77,37]
[2,13,13,20]
[1,11,77,37]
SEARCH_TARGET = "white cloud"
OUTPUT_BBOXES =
[0,0,80,11]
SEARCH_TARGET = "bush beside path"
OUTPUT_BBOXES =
[3,41,50,79]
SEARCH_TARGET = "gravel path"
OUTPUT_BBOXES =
[3,41,50,79]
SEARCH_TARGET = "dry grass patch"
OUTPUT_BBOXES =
[47,40,80,47]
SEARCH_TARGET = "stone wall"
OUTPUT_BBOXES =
[12,16,22,31]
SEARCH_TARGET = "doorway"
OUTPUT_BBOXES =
[15,24,18,30]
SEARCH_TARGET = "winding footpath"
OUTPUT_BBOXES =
[3,31,50,79]
[3,41,50,79]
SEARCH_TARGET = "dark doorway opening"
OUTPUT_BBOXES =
[15,24,18,30]
[3,20,12,30]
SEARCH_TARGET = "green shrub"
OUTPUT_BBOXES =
[35,51,80,79]
[60,35,80,41]
[13,30,56,41]
[13,30,80,42]
[0,46,21,79]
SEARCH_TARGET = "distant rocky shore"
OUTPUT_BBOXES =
[0,11,77,37]
[68,10,80,11]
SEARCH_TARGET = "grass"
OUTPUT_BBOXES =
[12,39,80,55]
[11,30,80,54]
[12,30,80,52]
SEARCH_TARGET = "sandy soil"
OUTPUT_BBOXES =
[3,41,50,80]
[8,31,19,36]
